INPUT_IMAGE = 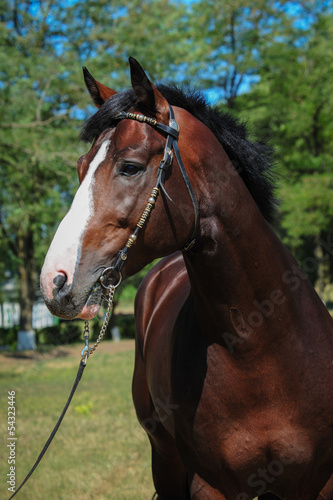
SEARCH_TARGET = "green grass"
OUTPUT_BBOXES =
[0,342,154,499]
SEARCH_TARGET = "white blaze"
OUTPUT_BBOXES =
[41,140,110,298]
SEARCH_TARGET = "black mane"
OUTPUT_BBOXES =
[80,84,276,222]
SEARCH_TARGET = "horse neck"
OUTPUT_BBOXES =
[181,148,307,349]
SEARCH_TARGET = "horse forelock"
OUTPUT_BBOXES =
[80,89,139,143]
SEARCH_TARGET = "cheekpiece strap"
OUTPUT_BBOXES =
[108,104,198,275]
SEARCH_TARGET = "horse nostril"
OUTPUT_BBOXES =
[53,272,67,290]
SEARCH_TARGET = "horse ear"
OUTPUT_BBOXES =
[129,57,169,121]
[83,67,117,108]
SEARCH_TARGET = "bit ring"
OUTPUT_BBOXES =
[99,267,122,289]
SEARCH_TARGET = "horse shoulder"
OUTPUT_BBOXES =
[132,252,190,436]
[134,251,190,361]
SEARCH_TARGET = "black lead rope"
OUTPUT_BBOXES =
[8,360,86,500]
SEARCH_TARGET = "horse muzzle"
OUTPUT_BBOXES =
[40,267,105,320]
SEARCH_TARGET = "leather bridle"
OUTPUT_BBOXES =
[99,104,199,289]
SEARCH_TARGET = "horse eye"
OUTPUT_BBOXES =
[121,164,142,177]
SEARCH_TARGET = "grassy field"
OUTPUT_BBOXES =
[0,341,154,500]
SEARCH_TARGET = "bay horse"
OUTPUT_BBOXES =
[40,57,333,499]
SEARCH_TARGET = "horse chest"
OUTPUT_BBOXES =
[147,305,333,494]
[170,343,321,490]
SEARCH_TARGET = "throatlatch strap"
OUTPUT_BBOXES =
[8,360,86,500]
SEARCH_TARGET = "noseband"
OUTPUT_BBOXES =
[99,104,199,289]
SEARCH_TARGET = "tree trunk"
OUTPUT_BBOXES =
[17,231,36,332]
[314,236,330,299]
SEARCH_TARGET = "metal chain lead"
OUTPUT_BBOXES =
[81,284,116,364]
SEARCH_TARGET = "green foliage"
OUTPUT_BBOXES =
[37,321,83,345]
[35,313,136,346]
[0,326,18,346]
[115,314,136,339]
[64,0,190,85]
[280,175,333,248]
[74,400,93,415]
[0,1,89,330]
[236,4,333,283]
[186,0,271,103]
[244,11,333,178]
[1,307,137,348]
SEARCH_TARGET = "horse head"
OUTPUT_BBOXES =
[40,58,198,320]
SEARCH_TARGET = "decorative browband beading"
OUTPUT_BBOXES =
[123,112,157,127]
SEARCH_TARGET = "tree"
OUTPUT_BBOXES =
[0,0,85,338]
[183,0,296,108]
[64,0,189,84]
[237,4,333,294]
